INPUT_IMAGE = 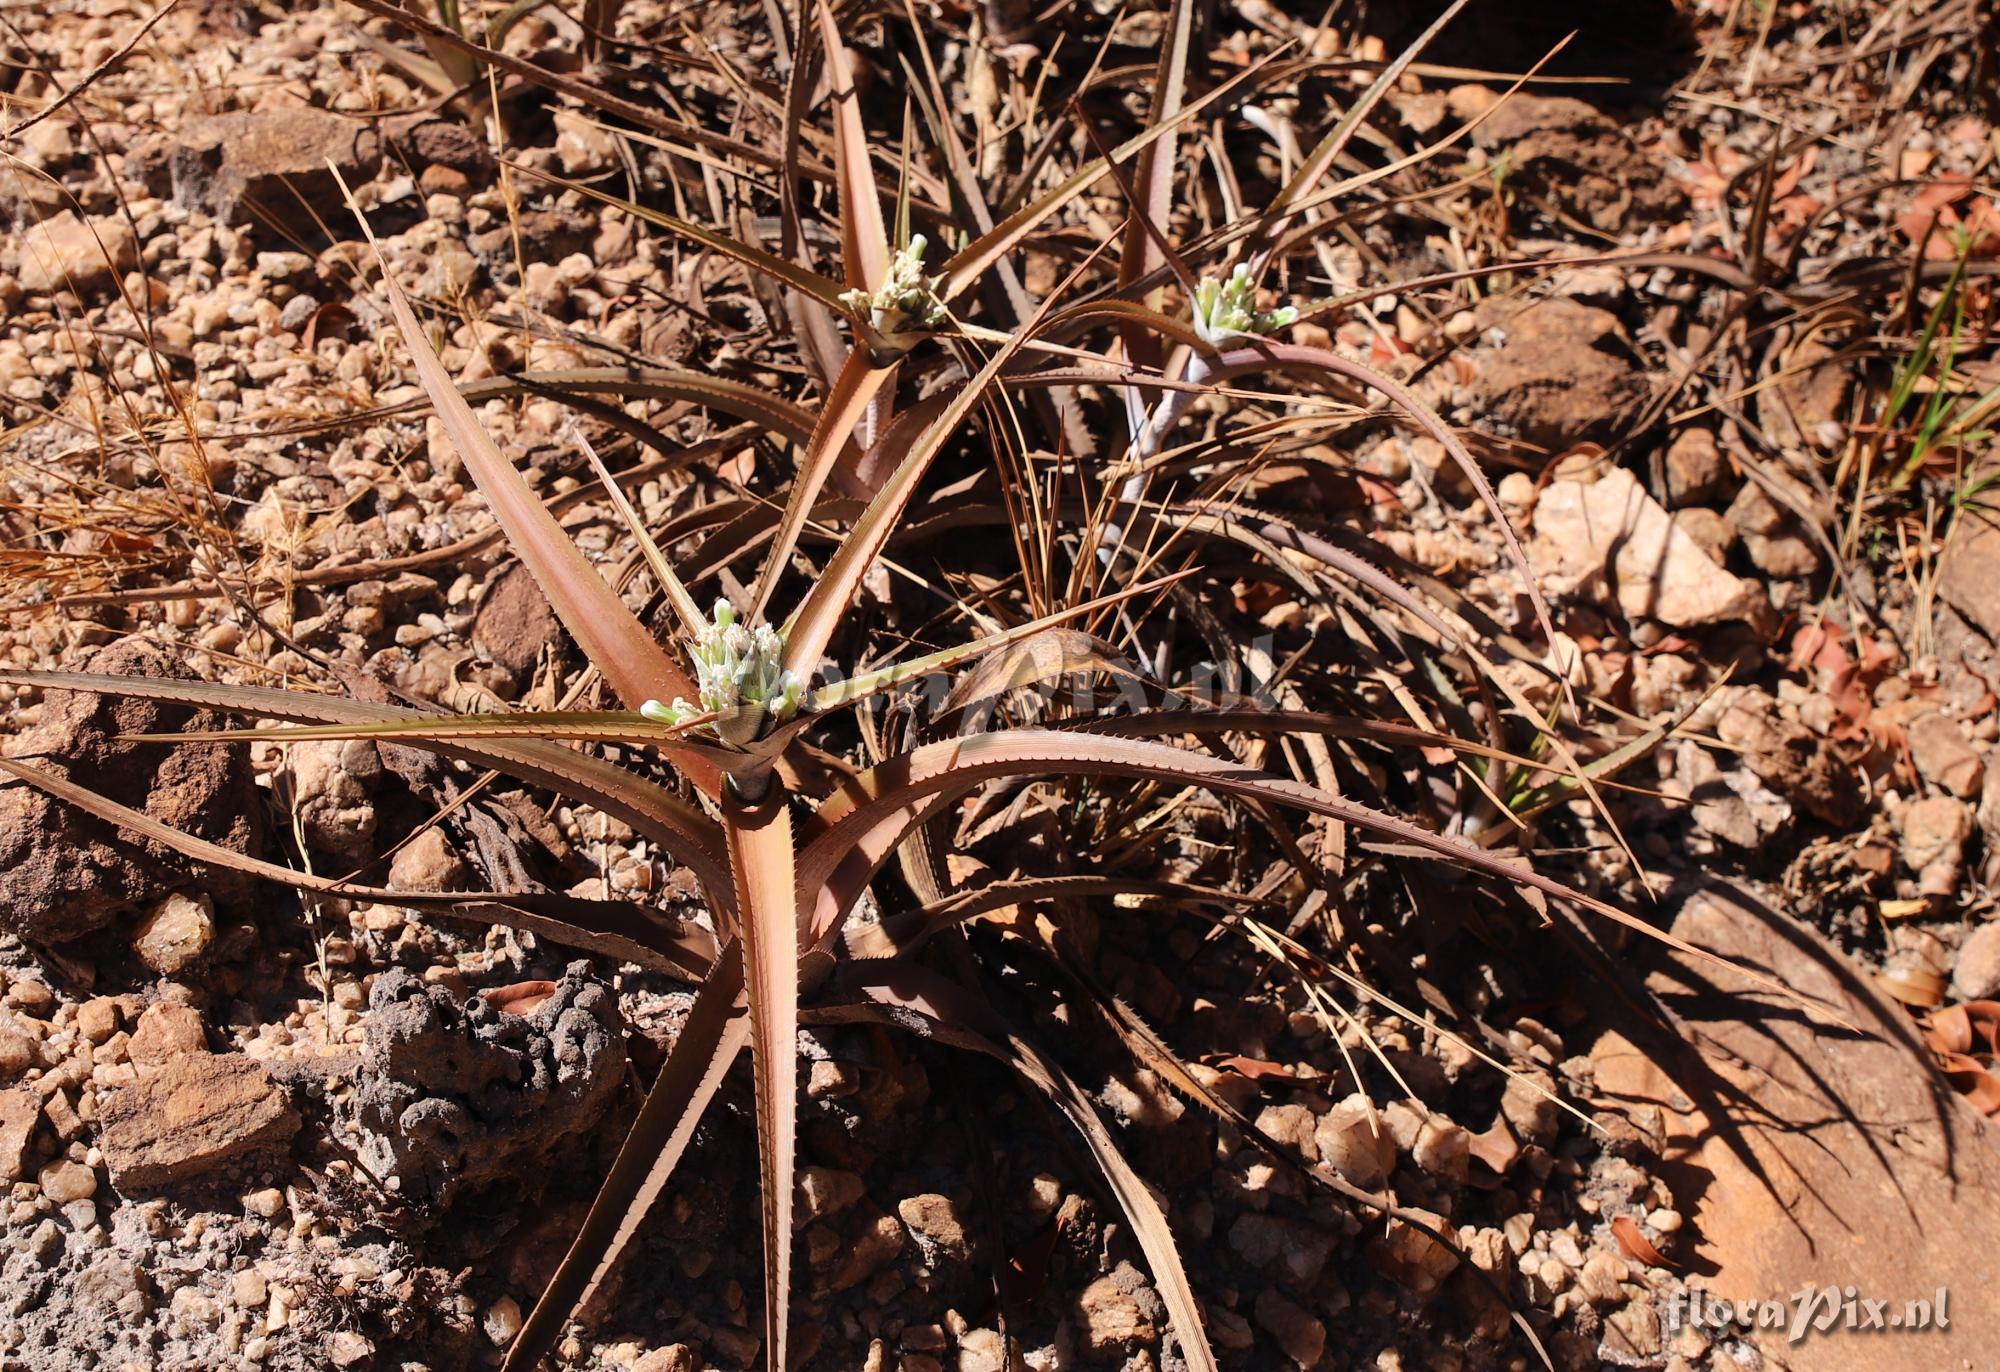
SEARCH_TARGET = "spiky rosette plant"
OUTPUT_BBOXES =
[0,2,1840,1369]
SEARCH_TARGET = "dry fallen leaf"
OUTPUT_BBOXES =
[483,980,558,1016]
[1611,1214,1676,1269]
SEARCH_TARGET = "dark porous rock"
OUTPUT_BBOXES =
[0,635,262,943]
[98,1053,300,1188]
[336,961,625,1209]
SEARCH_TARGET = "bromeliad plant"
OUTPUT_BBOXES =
[0,3,1828,1369]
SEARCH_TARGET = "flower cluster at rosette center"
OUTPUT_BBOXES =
[841,235,948,354]
[642,600,804,745]
[1191,263,1299,346]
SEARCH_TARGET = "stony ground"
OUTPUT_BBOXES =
[1,1,1998,1370]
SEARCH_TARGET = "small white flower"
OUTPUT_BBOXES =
[1191,263,1298,346]
[840,235,947,354]
[641,600,804,745]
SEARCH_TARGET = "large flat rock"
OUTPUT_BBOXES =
[1590,884,2000,1369]
[98,1052,298,1189]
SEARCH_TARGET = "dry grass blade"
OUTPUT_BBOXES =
[840,969,1218,1372]
[124,710,736,771]
[511,161,854,310]
[573,425,709,639]
[721,788,800,1370]
[1119,0,1196,298]
[503,943,750,1372]
[1005,1031,1216,1372]
[805,569,1194,712]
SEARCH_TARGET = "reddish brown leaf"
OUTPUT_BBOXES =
[1612,1215,1676,1269]
[483,981,557,1017]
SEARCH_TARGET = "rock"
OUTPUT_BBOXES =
[1672,506,1736,565]
[97,1052,299,1188]
[386,827,467,892]
[38,1159,97,1203]
[282,738,383,862]
[1253,1102,1319,1160]
[1954,924,2000,1001]
[1315,1093,1397,1187]
[1370,1208,1459,1294]
[1457,297,1650,451]
[1901,796,1971,897]
[1941,514,2000,640]
[474,562,561,683]
[1756,336,1851,451]
[797,1166,865,1222]
[1531,468,1769,629]
[1577,1250,1630,1304]
[0,1088,38,1181]
[334,962,623,1207]
[419,163,473,198]
[470,205,597,265]
[326,1330,375,1366]
[1662,428,1730,508]
[1601,1297,1663,1361]
[137,108,382,228]
[1714,689,1861,827]
[405,118,495,176]
[897,1193,972,1267]
[77,997,121,1044]
[708,1326,761,1368]
[1073,1263,1158,1361]
[1908,712,1985,798]
[633,1347,696,1372]
[830,1209,905,1291]
[129,1002,206,1063]
[552,110,619,175]
[1725,475,1824,580]
[1593,886,2000,1372]
[1411,1114,1471,1183]
[1465,94,1685,233]
[1227,1212,1333,1286]
[1253,1289,1326,1366]
[0,636,263,944]
[1501,1070,1560,1146]
[17,210,138,294]
[0,1021,34,1079]
[955,1328,1006,1372]
[483,1296,522,1346]
[243,1187,286,1218]
[131,891,214,974]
